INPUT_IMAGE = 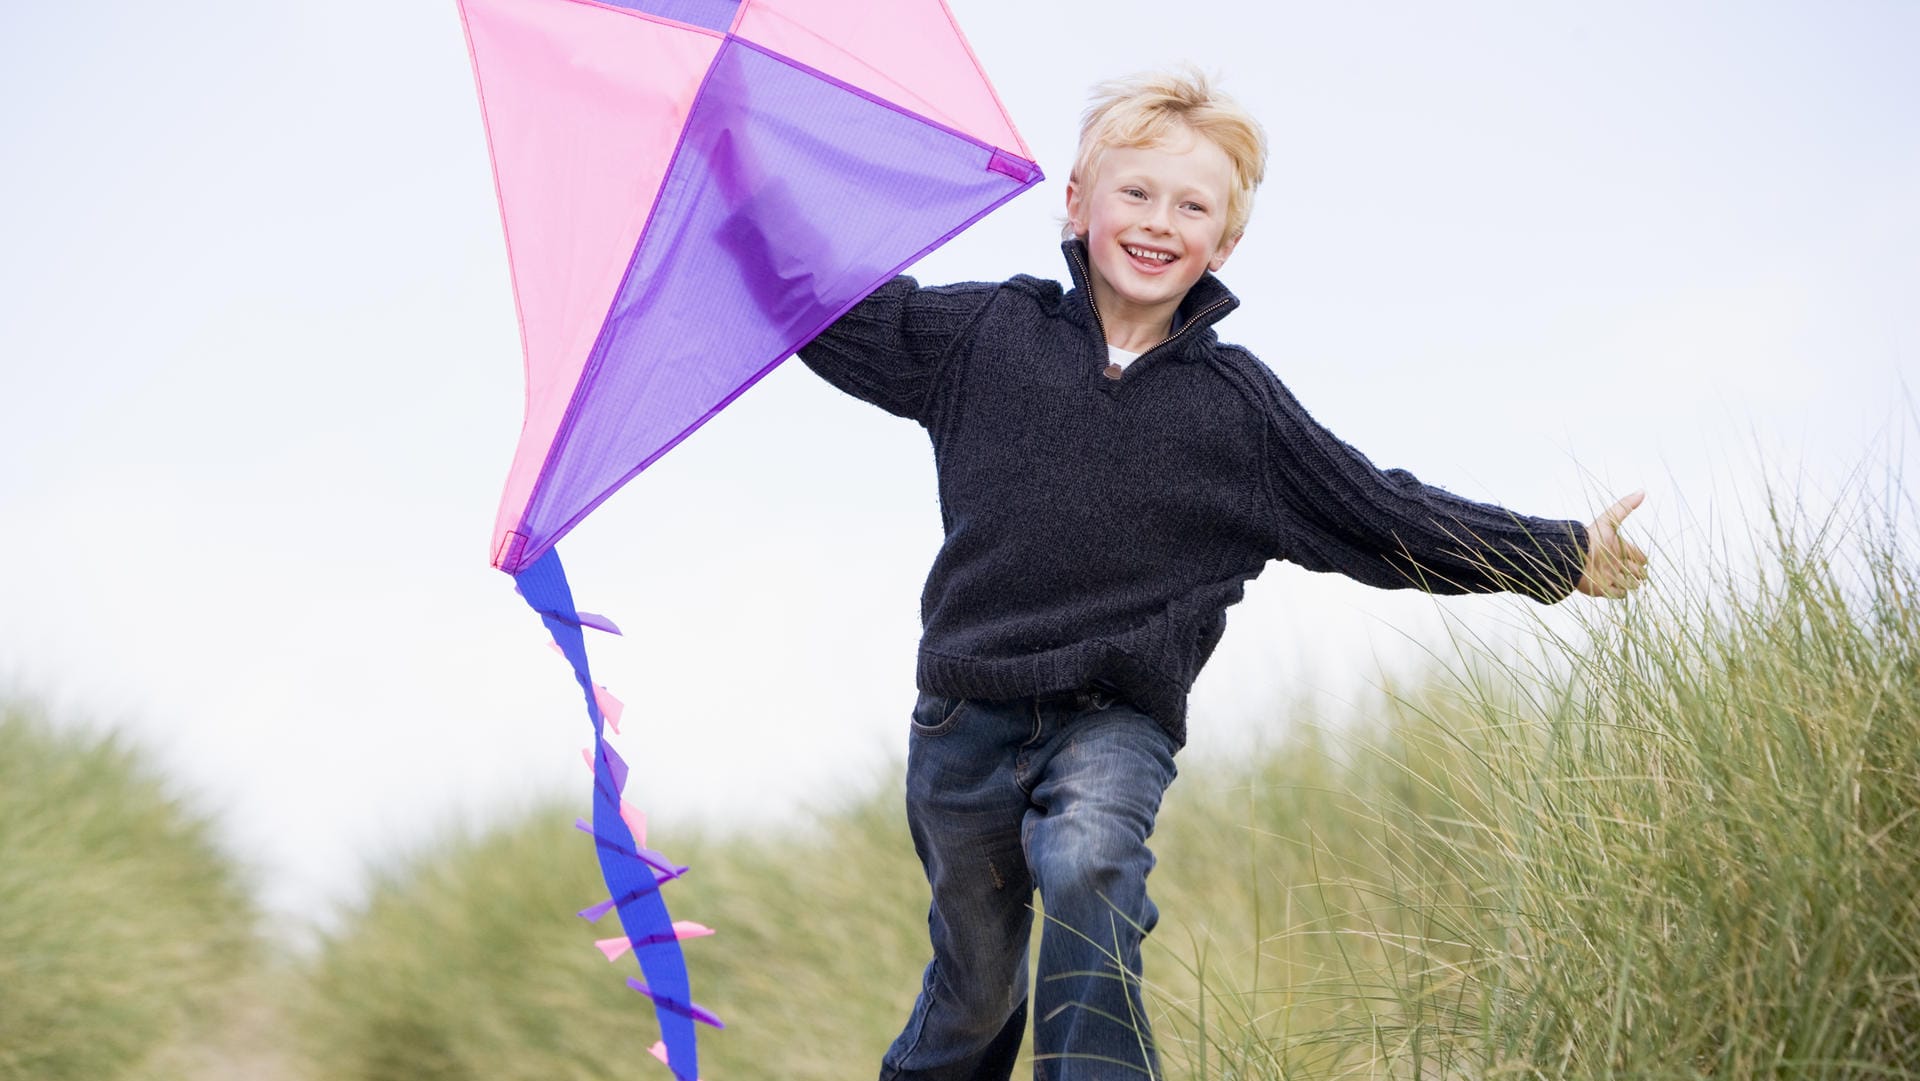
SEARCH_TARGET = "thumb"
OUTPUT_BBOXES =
[1601,489,1646,530]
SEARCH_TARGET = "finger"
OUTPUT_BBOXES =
[1602,490,1646,528]
[1599,539,1639,569]
[1597,560,1642,597]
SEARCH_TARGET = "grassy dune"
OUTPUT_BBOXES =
[1149,496,1920,1079]
[294,487,1920,1079]
[0,705,260,1081]
[295,786,933,1079]
[9,481,1909,1079]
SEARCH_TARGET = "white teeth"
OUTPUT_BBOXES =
[1124,245,1174,263]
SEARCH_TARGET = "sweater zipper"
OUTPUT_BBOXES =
[1069,244,1233,369]
[1067,244,1111,348]
[1151,295,1232,358]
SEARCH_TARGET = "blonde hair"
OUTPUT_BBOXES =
[1070,68,1268,241]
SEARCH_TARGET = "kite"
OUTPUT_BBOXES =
[454,0,1041,1075]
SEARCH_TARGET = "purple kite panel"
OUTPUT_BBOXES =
[599,0,738,33]
[519,36,1035,550]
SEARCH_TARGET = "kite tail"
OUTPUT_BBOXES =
[514,547,717,1081]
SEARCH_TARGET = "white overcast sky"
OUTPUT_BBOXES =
[2,1,1914,922]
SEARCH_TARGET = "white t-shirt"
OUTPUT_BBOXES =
[1107,345,1143,372]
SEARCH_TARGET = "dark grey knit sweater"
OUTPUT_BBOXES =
[798,241,1588,746]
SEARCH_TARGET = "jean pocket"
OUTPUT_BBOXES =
[909,693,967,737]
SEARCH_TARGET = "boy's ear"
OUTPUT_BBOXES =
[1064,180,1087,238]
[1208,231,1242,272]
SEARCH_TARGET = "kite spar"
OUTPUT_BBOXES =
[455,0,1041,1074]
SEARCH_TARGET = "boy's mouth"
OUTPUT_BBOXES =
[1123,244,1178,270]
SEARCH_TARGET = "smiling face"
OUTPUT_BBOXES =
[1066,124,1242,344]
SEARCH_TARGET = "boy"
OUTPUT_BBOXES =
[796,70,1646,1080]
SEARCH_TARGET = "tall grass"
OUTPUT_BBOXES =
[1465,494,1920,1077]
[0,703,260,1081]
[298,485,1919,1079]
[296,786,934,1080]
[1149,491,1920,1078]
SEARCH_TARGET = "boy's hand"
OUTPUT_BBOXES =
[1576,490,1649,599]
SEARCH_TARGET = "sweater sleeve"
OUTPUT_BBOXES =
[1254,364,1589,603]
[795,277,998,425]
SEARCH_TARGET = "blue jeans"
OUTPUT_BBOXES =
[879,691,1179,1081]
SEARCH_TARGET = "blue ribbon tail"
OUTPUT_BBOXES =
[513,546,701,1081]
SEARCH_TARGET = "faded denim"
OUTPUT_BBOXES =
[879,691,1178,1081]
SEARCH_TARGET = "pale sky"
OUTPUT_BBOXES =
[2,1,1914,923]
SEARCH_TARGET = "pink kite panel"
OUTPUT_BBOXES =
[461,0,722,566]
[735,0,1031,160]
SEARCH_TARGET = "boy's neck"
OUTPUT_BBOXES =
[1089,277,1177,353]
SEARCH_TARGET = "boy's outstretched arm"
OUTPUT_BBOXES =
[1253,367,1591,602]
[1574,490,1649,599]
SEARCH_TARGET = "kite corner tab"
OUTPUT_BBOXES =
[494,530,531,573]
[987,149,1041,185]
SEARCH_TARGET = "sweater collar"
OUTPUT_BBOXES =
[1059,238,1241,354]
